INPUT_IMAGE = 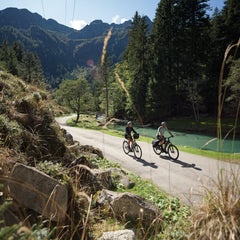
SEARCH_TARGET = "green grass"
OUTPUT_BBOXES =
[165,117,238,135]
[66,115,240,162]
[90,156,192,239]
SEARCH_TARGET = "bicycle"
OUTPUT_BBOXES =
[152,136,179,160]
[122,133,142,159]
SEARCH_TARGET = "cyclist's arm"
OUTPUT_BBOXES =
[168,130,174,137]
[132,127,137,134]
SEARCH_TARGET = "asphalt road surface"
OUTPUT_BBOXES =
[57,116,239,206]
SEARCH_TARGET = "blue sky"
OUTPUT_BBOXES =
[0,0,225,30]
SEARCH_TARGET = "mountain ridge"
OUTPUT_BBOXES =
[0,7,152,86]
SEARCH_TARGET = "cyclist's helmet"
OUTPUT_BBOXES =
[161,121,167,125]
[127,121,132,125]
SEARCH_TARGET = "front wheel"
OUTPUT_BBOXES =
[168,144,179,160]
[133,144,142,159]
[123,141,130,154]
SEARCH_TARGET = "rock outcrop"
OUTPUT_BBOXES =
[97,189,163,226]
[8,164,68,222]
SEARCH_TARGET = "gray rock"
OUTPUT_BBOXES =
[78,145,104,159]
[65,132,74,145]
[98,229,136,240]
[97,190,163,226]
[97,189,118,206]
[91,169,115,190]
[111,168,135,189]
[8,164,68,222]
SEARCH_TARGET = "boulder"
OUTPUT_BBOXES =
[65,133,74,145]
[111,168,135,189]
[91,169,115,190]
[97,190,162,226]
[62,129,74,145]
[78,145,104,159]
[8,164,68,222]
[98,229,136,240]
[70,166,114,192]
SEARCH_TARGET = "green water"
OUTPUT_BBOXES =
[110,125,240,153]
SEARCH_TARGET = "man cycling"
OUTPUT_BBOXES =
[156,121,174,151]
[125,121,137,151]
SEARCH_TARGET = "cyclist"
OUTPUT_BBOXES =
[125,121,137,151]
[156,121,174,151]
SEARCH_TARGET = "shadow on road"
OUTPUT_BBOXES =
[128,155,158,169]
[160,155,202,171]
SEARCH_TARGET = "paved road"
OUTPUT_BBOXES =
[57,116,239,206]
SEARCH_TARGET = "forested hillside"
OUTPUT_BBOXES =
[108,0,240,121]
[0,8,133,87]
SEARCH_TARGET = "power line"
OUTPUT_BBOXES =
[65,0,68,25]
[72,0,76,21]
[41,0,45,18]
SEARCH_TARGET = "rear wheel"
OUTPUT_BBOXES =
[168,144,179,160]
[153,145,162,155]
[123,141,130,154]
[133,144,142,159]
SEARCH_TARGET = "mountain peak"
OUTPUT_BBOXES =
[0,7,73,35]
[90,20,104,25]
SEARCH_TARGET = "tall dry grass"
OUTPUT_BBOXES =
[191,38,240,239]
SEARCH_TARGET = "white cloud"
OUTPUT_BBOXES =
[120,18,127,24]
[112,15,120,24]
[70,20,87,30]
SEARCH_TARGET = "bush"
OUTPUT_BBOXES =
[0,114,25,150]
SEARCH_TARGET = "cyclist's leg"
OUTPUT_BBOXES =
[157,136,164,146]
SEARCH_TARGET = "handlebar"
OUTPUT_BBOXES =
[164,136,174,140]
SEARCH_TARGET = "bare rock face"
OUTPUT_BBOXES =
[97,190,163,226]
[98,229,136,240]
[8,164,68,222]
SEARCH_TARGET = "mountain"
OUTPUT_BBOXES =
[0,8,152,87]
[0,7,73,35]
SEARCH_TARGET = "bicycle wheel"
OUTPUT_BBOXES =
[153,145,162,155]
[133,144,142,159]
[168,144,179,160]
[123,141,130,154]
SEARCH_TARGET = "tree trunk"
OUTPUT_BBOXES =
[75,112,80,124]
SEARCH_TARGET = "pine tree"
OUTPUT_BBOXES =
[147,0,179,119]
[7,48,18,75]
[124,12,150,120]
[20,51,44,86]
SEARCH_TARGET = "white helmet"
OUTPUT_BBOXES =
[161,121,167,125]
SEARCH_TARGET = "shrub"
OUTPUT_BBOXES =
[0,114,25,151]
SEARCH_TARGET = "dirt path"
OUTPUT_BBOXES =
[57,116,239,206]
